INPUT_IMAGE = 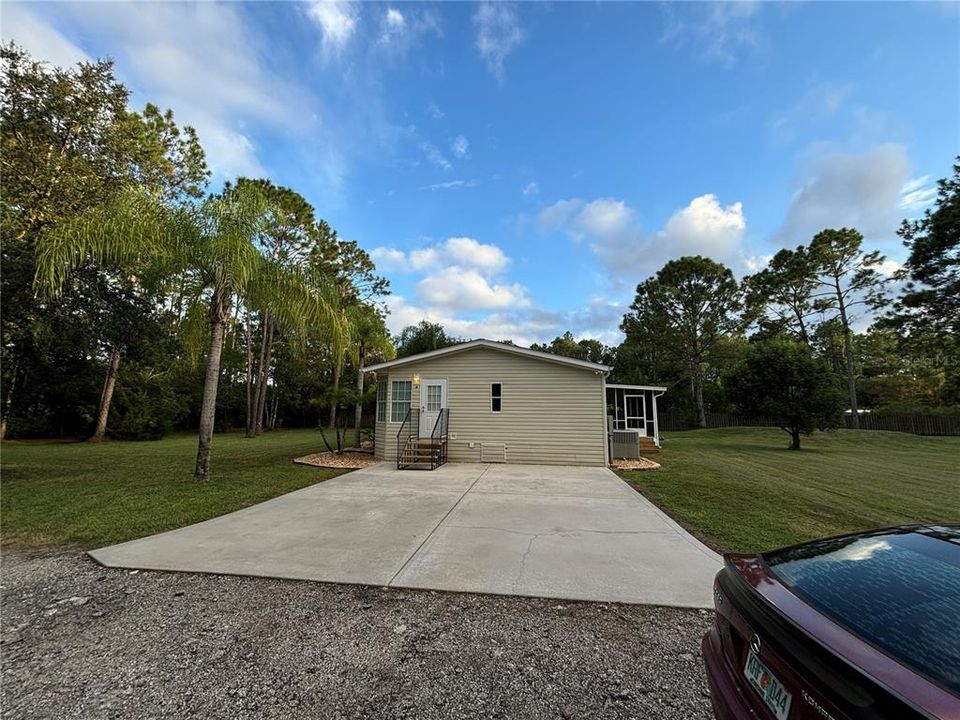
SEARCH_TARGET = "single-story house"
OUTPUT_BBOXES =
[363,339,665,469]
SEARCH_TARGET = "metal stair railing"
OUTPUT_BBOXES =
[429,409,450,468]
[396,408,419,469]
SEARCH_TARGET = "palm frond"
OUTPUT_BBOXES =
[34,186,194,298]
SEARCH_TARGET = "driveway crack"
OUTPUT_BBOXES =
[387,465,491,586]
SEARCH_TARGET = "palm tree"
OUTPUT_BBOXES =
[35,184,345,481]
[346,305,394,447]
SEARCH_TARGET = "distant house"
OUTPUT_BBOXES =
[364,339,664,469]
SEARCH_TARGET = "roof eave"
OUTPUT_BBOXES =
[362,339,611,374]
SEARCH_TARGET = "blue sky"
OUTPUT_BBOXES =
[4,1,958,344]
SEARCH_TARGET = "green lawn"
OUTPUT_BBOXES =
[622,427,960,553]
[1,429,345,548]
[4,426,958,555]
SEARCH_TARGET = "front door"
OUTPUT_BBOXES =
[419,379,447,436]
[625,394,647,436]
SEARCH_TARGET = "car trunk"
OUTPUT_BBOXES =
[714,554,936,720]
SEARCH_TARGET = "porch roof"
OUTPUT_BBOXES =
[605,383,668,392]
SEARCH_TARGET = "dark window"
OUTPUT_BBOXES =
[491,383,502,412]
[765,528,960,694]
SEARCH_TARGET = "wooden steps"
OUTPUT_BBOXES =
[398,438,448,470]
[638,437,660,454]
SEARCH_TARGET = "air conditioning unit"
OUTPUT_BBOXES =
[610,429,640,459]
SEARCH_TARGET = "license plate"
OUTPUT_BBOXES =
[744,649,792,720]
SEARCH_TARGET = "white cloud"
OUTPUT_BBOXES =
[444,236,509,274]
[6,2,326,180]
[662,194,745,255]
[660,1,764,68]
[384,7,405,30]
[451,134,470,159]
[521,181,539,196]
[473,2,524,82]
[773,143,911,247]
[877,258,902,278]
[372,237,560,341]
[539,193,746,283]
[373,238,631,346]
[420,140,451,171]
[1,2,89,68]
[427,102,445,120]
[307,1,358,56]
[369,247,407,272]
[381,294,627,348]
[376,6,441,54]
[417,267,529,311]
[900,175,937,213]
[742,253,773,273]
[422,179,479,191]
[576,198,635,238]
[372,237,508,276]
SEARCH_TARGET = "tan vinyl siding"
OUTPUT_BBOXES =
[373,347,606,466]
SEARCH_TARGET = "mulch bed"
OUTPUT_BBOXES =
[293,451,380,469]
[610,457,661,471]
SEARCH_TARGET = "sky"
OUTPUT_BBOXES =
[3,1,958,345]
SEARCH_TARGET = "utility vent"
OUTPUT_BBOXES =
[610,430,641,459]
[480,442,507,463]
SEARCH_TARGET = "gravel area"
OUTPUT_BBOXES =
[292,451,379,469]
[610,458,661,471]
[1,549,714,720]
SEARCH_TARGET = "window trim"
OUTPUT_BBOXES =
[491,382,502,413]
[390,380,412,423]
[376,379,387,423]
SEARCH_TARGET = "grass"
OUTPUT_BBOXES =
[1,428,346,548]
[621,427,960,553]
[4,425,958,555]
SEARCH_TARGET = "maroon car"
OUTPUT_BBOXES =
[702,524,960,720]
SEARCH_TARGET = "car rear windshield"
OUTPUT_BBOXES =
[764,527,960,695]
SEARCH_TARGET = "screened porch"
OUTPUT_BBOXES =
[605,384,666,445]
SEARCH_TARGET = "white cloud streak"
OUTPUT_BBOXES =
[473,2,524,82]
[773,143,911,246]
[307,1,359,57]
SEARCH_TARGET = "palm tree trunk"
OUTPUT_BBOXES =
[254,318,274,435]
[194,292,228,483]
[90,346,121,443]
[245,312,254,437]
[354,343,365,448]
[249,315,268,436]
[328,360,341,430]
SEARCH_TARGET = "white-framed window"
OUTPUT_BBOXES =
[491,382,502,413]
[376,379,387,422]
[391,380,412,422]
[425,383,442,412]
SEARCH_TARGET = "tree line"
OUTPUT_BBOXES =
[393,160,958,449]
[551,162,957,447]
[4,44,956,460]
[1,44,393,479]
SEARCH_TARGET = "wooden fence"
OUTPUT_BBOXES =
[658,410,960,436]
[843,412,960,436]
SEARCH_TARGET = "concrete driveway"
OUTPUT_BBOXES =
[90,463,721,608]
